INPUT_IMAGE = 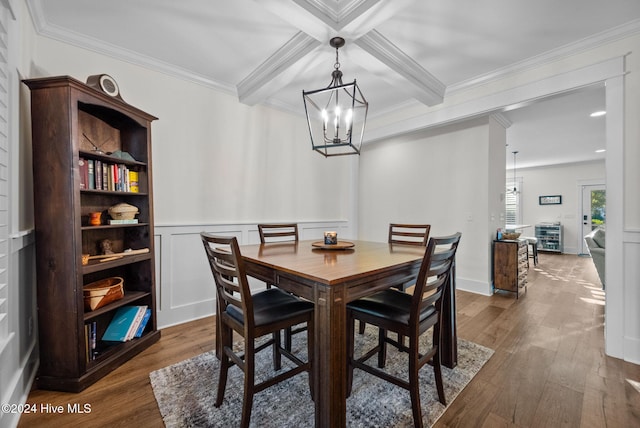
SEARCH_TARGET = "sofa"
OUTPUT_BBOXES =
[584,227,605,288]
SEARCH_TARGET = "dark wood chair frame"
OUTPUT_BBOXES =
[201,233,314,428]
[257,223,305,351]
[258,223,299,244]
[388,223,431,246]
[347,233,461,428]
[359,223,431,336]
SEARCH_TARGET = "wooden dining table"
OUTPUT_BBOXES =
[233,239,458,428]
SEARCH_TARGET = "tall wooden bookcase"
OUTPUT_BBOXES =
[24,76,161,392]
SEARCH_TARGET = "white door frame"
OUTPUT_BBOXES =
[577,180,606,255]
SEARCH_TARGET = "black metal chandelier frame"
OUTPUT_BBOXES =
[302,37,368,157]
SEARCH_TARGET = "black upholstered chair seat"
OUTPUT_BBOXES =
[227,288,314,327]
[347,289,436,325]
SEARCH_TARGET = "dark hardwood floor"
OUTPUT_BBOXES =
[18,253,640,427]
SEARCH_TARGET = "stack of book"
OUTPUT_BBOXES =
[79,157,140,193]
[102,305,151,342]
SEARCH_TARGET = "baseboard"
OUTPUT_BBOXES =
[457,277,492,296]
[0,335,38,428]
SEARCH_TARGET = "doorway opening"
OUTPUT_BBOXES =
[580,184,606,255]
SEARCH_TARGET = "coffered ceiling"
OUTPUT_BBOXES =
[26,0,640,166]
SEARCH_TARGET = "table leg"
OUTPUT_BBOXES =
[313,284,347,428]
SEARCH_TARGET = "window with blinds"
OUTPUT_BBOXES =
[506,178,523,226]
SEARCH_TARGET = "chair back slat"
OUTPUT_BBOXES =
[388,223,431,246]
[258,223,299,243]
[201,233,254,325]
[411,233,461,323]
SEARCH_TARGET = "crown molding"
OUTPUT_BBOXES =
[447,18,640,95]
[364,56,625,144]
[25,1,640,117]
[292,0,382,29]
[491,113,512,129]
[25,0,237,94]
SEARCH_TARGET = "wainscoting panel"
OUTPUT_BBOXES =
[154,221,351,328]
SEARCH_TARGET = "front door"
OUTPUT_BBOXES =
[580,184,606,254]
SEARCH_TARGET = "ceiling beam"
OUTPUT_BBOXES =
[237,32,321,106]
[241,0,427,106]
[354,30,445,106]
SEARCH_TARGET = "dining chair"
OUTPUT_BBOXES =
[522,236,539,266]
[257,223,303,351]
[359,223,431,336]
[388,223,431,246]
[347,232,461,428]
[258,223,299,244]
[201,233,314,428]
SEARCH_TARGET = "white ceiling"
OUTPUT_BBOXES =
[26,0,640,167]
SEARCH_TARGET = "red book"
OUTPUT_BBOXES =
[79,158,88,189]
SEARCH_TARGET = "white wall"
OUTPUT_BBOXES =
[358,116,506,295]
[28,37,355,226]
[363,33,640,363]
[518,161,605,254]
[3,2,39,428]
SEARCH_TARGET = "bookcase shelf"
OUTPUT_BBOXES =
[24,75,161,392]
[83,291,151,321]
[81,223,150,231]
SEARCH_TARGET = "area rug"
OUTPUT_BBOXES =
[150,327,493,427]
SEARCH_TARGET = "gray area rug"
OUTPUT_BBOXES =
[150,326,493,427]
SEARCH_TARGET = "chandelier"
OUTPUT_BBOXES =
[302,37,368,157]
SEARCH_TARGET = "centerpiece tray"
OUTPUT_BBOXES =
[311,241,355,250]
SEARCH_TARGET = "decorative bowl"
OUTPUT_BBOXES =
[502,232,521,240]
[83,277,124,311]
[108,203,139,220]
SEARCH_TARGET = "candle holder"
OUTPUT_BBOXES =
[89,211,102,226]
[324,231,338,245]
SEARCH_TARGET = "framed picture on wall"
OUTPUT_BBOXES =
[539,195,562,205]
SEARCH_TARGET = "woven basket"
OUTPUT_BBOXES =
[108,203,139,220]
[83,277,124,311]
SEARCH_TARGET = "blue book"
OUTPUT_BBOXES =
[102,306,144,342]
[134,308,152,338]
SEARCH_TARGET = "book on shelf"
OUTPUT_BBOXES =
[129,170,139,193]
[79,158,88,189]
[91,321,97,357]
[102,163,108,191]
[88,159,95,189]
[95,160,103,190]
[85,321,98,362]
[108,219,139,225]
[102,305,147,342]
[134,308,152,338]
[79,157,136,193]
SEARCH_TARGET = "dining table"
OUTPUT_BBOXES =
[230,239,458,428]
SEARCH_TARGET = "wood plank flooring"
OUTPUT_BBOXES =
[18,253,640,427]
